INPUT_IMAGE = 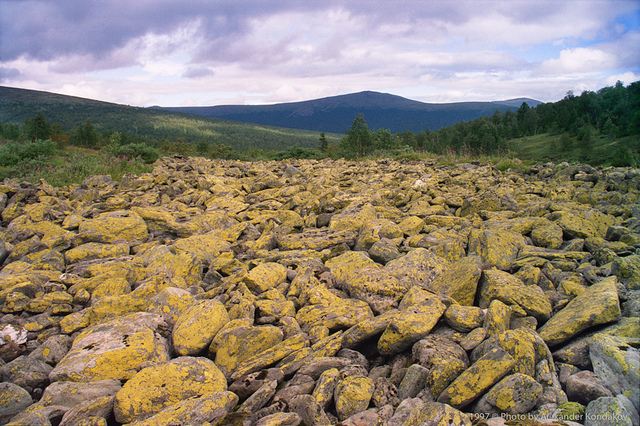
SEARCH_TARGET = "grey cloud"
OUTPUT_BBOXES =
[182,66,215,79]
[0,67,22,82]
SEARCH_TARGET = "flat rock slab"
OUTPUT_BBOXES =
[538,276,621,347]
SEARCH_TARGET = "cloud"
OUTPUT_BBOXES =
[539,47,619,75]
[0,0,638,106]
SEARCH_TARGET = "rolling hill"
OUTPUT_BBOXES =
[157,91,542,134]
[0,86,338,151]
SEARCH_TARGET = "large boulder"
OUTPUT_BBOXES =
[538,276,621,347]
[49,313,170,382]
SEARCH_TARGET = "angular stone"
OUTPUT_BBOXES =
[437,347,515,409]
[209,320,284,379]
[114,356,227,424]
[230,333,309,380]
[334,375,374,421]
[538,276,621,347]
[339,267,407,314]
[329,201,377,231]
[426,256,482,306]
[584,397,636,426]
[401,401,473,426]
[483,299,512,336]
[172,299,229,356]
[0,382,32,424]
[245,262,288,294]
[64,242,130,265]
[312,368,341,410]
[590,335,640,412]
[378,296,446,356]
[49,312,170,382]
[566,370,614,405]
[474,373,543,415]
[412,335,470,397]
[385,248,449,289]
[479,269,552,321]
[0,355,53,392]
[531,222,564,249]
[296,300,373,332]
[171,233,232,263]
[469,228,526,270]
[147,287,195,327]
[78,210,148,243]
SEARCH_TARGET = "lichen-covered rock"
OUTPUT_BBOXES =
[230,333,309,380]
[113,356,227,424]
[438,347,516,409]
[128,391,238,426]
[538,276,621,347]
[377,295,446,356]
[64,242,130,265]
[209,320,284,379]
[584,396,635,426]
[339,267,407,313]
[385,248,449,290]
[0,355,53,393]
[473,373,543,415]
[468,228,526,270]
[296,299,374,332]
[49,312,170,382]
[334,375,374,421]
[401,401,473,426]
[412,335,470,397]
[0,382,32,424]
[531,222,564,249]
[329,201,377,231]
[479,269,552,321]
[589,335,640,412]
[78,210,148,243]
[172,299,229,356]
[147,287,195,327]
[244,262,288,294]
[426,256,482,306]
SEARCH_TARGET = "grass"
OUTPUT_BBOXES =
[0,147,153,187]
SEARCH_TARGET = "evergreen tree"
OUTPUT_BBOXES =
[318,132,328,152]
[25,111,51,141]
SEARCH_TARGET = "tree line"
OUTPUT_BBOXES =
[331,80,639,161]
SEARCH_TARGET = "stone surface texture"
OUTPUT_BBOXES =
[0,156,639,425]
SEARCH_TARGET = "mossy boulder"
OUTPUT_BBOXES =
[538,276,621,347]
[244,262,288,294]
[172,299,229,356]
[49,313,170,382]
[113,356,227,424]
[334,375,374,421]
[426,256,482,306]
[479,269,552,321]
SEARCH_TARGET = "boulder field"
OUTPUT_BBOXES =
[0,156,638,426]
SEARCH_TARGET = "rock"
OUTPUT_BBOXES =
[483,299,512,336]
[468,229,526,270]
[531,222,564,249]
[412,335,470,397]
[474,373,543,415]
[584,397,635,426]
[377,295,446,356]
[0,355,53,393]
[589,335,640,412]
[296,299,373,332]
[338,267,407,313]
[538,276,621,347]
[368,238,401,265]
[147,287,195,327]
[288,394,332,426]
[64,242,129,265]
[254,412,302,426]
[401,401,473,425]
[397,363,429,399]
[437,347,516,410]
[172,299,229,356]
[113,356,227,424]
[334,375,374,421]
[329,201,377,231]
[385,248,449,289]
[0,382,32,424]
[312,368,340,410]
[426,256,482,306]
[444,304,485,333]
[479,269,552,321]
[245,262,288,294]
[230,333,309,380]
[210,320,284,378]
[78,210,148,243]
[566,370,614,405]
[49,312,170,382]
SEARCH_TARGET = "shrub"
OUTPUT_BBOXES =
[110,143,160,163]
[0,139,57,166]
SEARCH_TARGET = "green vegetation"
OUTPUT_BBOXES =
[0,81,638,187]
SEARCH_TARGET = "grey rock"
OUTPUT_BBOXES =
[585,397,634,426]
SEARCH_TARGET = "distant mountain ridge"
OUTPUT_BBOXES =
[157,91,542,134]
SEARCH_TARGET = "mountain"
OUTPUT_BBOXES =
[0,86,337,151]
[157,91,542,134]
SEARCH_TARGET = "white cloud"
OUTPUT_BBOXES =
[539,47,619,74]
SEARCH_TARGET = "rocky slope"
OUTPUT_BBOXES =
[0,156,638,426]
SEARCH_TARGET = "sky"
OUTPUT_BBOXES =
[1,0,639,107]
